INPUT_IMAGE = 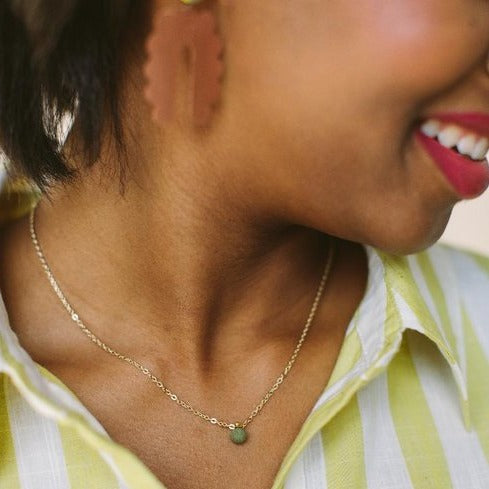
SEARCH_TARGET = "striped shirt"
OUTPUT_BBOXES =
[1,200,489,488]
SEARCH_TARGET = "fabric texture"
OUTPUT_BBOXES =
[0,181,489,488]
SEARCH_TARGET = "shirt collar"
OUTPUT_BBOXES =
[308,244,469,430]
[362,246,470,428]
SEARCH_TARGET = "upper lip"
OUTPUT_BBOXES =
[421,112,489,139]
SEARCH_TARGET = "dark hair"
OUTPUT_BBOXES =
[0,0,135,190]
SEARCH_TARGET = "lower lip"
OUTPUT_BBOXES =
[415,130,489,199]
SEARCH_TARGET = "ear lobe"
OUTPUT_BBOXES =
[144,7,224,128]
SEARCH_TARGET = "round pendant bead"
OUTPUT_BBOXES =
[230,427,247,444]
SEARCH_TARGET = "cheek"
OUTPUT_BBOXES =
[226,1,489,253]
[236,0,489,135]
[354,1,489,99]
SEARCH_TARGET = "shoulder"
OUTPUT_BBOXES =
[427,242,489,291]
[419,242,489,342]
[415,241,489,302]
[0,166,39,226]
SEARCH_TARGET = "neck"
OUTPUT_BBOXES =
[9,40,366,378]
[32,159,333,373]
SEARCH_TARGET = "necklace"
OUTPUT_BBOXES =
[29,204,335,445]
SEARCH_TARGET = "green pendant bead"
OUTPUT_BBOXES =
[230,426,248,445]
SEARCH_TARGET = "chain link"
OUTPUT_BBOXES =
[29,205,335,432]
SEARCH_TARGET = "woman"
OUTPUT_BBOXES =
[0,0,488,488]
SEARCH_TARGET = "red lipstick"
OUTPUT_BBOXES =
[424,112,489,139]
[415,112,489,199]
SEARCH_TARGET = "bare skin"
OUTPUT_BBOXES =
[1,0,489,488]
[0,214,367,488]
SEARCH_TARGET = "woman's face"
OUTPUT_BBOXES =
[218,0,489,253]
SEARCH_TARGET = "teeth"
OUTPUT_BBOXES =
[420,118,489,161]
[472,137,489,160]
[438,125,463,148]
[420,120,442,138]
[456,134,477,157]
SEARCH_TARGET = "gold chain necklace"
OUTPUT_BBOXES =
[29,205,335,445]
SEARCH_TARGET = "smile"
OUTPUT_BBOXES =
[415,114,489,199]
[420,119,489,162]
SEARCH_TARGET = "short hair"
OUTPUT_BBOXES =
[0,0,135,190]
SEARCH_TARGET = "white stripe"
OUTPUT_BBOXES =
[311,354,364,411]
[407,254,442,325]
[1,293,128,488]
[391,291,426,336]
[311,248,389,409]
[450,251,489,361]
[408,250,468,402]
[1,360,129,488]
[0,295,70,411]
[408,332,489,489]
[426,248,467,394]
[284,432,327,489]
[357,372,413,489]
[311,248,388,412]
[406,253,455,357]
[284,453,307,489]
[303,433,328,489]
[393,290,468,403]
[354,249,387,365]
[5,380,71,489]
[41,373,111,438]
[42,376,129,489]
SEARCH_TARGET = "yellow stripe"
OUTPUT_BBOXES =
[0,375,21,488]
[378,251,457,365]
[415,252,457,359]
[34,365,166,489]
[461,308,489,463]
[321,394,367,489]
[0,179,39,225]
[59,423,121,489]
[37,367,121,489]
[387,331,453,489]
[466,252,489,279]
[0,335,165,489]
[327,316,363,387]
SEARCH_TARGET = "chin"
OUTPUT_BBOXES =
[363,207,453,256]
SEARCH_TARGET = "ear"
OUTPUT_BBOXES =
[144,7,224,127]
